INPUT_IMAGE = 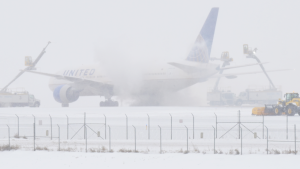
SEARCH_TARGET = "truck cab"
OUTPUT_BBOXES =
[29,94,40,107]
[285,93,299,103]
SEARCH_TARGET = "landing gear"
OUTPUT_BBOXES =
[62,103,69,107]
[100,99,119,107]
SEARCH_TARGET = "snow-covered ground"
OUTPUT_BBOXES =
[1,151,299,169]
[1,106,300,169]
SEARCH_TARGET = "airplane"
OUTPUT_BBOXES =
[24,7,283,107]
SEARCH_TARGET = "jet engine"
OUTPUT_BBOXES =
[53,85,80,104]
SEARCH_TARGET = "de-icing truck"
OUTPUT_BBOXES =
[0,88,40,107]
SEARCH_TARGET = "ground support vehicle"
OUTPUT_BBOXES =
[207,91,237,106]
[0,89,40,107]
[252,92,300,116]
[208,88,281,106]
[235,89,282,106]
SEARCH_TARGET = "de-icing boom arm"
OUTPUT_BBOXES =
[0,42,51,92]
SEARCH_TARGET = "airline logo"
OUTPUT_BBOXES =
[63,69,95,76]
[186,8,219,63]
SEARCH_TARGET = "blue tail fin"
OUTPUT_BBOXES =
[186,8,219,63]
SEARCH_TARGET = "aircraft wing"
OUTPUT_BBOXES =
[212,69,292,79]
[168,62,267,74]
[25,70,112,89]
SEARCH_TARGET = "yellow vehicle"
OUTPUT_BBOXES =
[252,92,300,116]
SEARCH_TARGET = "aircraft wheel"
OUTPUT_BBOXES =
[114,101,119,107]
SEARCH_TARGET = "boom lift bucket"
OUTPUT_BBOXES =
[243,44,248,54]
[25,56,33,66]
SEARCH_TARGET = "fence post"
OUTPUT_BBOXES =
[262,114,264,139]
[294,124,296,155]
[158,125,162,153]
[7,125,10,151]
[169,114,172,140]
[184,126,188,152]
[104,114,106,140]
[286,115,288,140]
[49,115,52,140]
[133,125,136,152]
[15,114,19,137]
[125,114,128,140]
[238,110,241,139]
[241,128,243,155]
[33,123,35,151]
[214,113,217,138]
[212,126,215,154]
[66,115,69,140]
[84,112,86,140]
[147,114,150,140]
[57,124,60,151]
[32,114,35,124]
[85,123,87,153]
[108,125,111,152]
[265,125,268,154]
[191,113,194,139]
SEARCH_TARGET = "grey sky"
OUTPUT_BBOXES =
[0,0,299,107]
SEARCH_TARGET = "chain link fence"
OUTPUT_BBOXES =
[0,112,300,154]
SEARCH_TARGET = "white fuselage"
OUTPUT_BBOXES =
[49,61,219,97]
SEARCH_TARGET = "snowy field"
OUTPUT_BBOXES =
[1,107,300,168]
[1,151,300,169]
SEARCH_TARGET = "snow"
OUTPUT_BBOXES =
[0,151,299,169]
[1,107,300,169]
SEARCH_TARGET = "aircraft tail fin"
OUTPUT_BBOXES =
[186,8,219,63]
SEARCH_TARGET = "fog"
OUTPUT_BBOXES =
[0,0,299,107]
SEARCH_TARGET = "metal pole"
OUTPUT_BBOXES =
[214,113,217,138]
[7,125,10,151]
[85,124,87,153]
[66,115,69,140]
[212,126,215,154]
[169,114,172,140]
[108,125,111,152]
[295,124,296,155]
[191,113,194,139]
[133,125,136,152]
[286,115,288,140]
[84,112,86,140]
[262,114,264,139]
[15,114,19,137]
[32,114,35,125]
[265,125,268,154]
[184,125,188,152]
[147,114,150,140]
[33,123,35,151]
[57,125,60,151]
[104,114,106,140]
[49,115,52,140]
[241,128,242,155]
[158,125,162,153]
[125,114,128,140]
[238,110,241,139]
